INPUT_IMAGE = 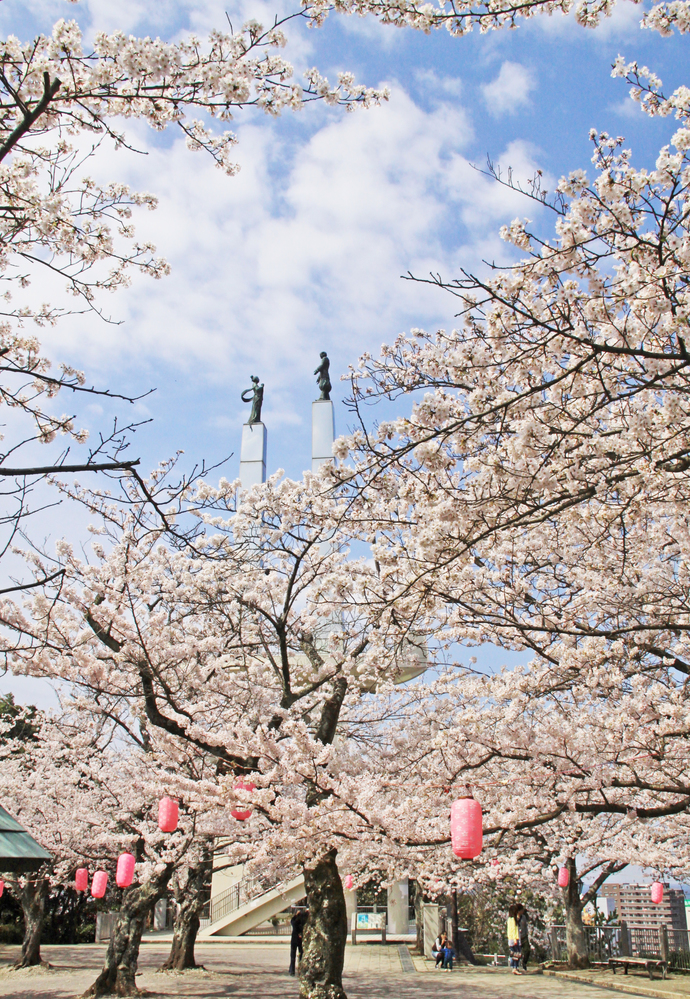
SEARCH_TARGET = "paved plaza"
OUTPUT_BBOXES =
[0,942,676,999]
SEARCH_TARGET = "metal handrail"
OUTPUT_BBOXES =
[204,871,303,926]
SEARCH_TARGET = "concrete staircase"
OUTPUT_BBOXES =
[198,873,306,938]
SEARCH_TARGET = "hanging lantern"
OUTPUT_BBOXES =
[231,781,256,821]
[558,867,570,888]
[158,797,179,833]
[75,868,89,893]
[344,875,353,890]
[450,797,483,859]
[116,853,136,888]
[0,880,4,897]
[91,871,108,898]
[651,882,664,904]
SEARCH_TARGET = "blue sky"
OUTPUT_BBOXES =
[0,0,684,708]
[1,0,683,483]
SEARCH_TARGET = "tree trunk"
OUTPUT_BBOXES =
[83,866,173,997]
[162,907,199,971]
[563,857,588,969]
[158,845,211,972]
[300,849,347,999]
[15,874,50,968]
[448,890,478,966]
[448,890,459,955]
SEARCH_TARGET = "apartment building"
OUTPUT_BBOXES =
[600,883,688,931]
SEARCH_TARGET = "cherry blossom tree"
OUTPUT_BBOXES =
[350,658,690,965]
[157,836,213,973]
[0,708,134,968]
[307,0,690,37]
[10,470,690,979]
[6,466,434,999]
[6,6,690,993]
[0,702,224,990]
[304,57,690,960]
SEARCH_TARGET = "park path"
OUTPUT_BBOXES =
[0,942,659,999]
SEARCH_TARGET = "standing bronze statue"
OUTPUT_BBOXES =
[241,375,264,424]
[314,352,331,401]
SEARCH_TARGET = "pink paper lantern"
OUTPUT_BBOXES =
[91,871,108,898]
[158,797,179,833]
[231,781,256,821]
[651,881,664,904]
[0,880,4,898]
[75,868,88,893]
[344,875,353,890]
[558,867,570,888]
[450,797,483,859]
[116,853,136,888]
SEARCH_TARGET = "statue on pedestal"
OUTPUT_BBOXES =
[241,375,264,424]
[314,352,331,401]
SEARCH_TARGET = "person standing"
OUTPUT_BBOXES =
[507,903,522,975]
[442,936,455,972]
[517,904,531,971]
[289,907,307,976]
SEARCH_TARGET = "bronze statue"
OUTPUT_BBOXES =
[314,352,331,401]
[241,375,264,424]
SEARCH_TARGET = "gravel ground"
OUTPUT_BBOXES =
[0,942,656,999]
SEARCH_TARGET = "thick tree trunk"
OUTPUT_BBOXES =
[563,858,589,969]
[163,908,200,971]
[83,866,173,997]
[15,875,50,968]
[300,850,347,999]
[158,846,211,972]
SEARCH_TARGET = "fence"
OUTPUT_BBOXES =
[548,924,690,970]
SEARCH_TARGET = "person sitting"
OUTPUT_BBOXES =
[432,932,449,968]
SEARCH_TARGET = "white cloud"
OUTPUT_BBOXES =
[21,81,545,437]
[415,68,464,101]
[482,61,536,116]
[534,0,642,38]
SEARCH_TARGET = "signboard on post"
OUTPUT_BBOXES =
[356,913,386,930]
[351,911,387,945]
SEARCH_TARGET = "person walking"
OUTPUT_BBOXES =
[517,904,531,971]
[507,903,522,975]
[288,907,307,976]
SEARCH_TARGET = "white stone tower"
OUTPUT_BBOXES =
[311,399,335,472]
[239,421,267,487]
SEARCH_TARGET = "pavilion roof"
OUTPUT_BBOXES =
[0,804,51,871]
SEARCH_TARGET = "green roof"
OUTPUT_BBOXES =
[0,804,51,871]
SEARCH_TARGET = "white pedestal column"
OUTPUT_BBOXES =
[422,902,439,958]
[312,400,335,472]
[153,899,167,930]
[344,888,357,928]
[387,878,409,934]
[239,422,266,487]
